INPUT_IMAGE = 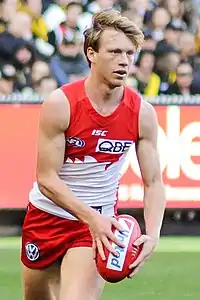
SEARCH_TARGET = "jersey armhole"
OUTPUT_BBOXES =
[136,95,142,141]
[59,85,74,131]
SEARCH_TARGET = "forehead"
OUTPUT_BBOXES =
[67,4,82,13]
[99,28,136,51]
[178,64,192,72]
[142,52,154,59]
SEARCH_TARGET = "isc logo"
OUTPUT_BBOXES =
[106,219,134,271]
[92,129,108,136]
[96,139,133,154]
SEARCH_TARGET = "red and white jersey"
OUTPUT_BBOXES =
[30,79,141,220]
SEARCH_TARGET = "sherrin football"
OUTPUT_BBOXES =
[96,214,142,283]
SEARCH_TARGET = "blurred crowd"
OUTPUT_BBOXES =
[1,0,200,96]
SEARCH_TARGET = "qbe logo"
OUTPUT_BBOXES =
[96,139,133,154]
[106,219,134,271]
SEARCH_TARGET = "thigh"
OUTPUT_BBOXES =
[59,247,105,300]
[22,262,60,300]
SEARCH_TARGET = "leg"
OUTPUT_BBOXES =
[22,262,60,300]
[59,247,105,300]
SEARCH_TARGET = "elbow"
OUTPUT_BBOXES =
[37,176,57,200]
[37,176,49,196]
[36,172,56,196]
[37,172,46,188]
[36,168,63,201]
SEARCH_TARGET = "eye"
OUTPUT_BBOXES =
[109,49,121,54]
[127,51,134,56]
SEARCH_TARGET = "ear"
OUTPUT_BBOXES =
[87,47,97,65]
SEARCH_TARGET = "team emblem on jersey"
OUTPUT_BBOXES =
[96,139,133,154]
[25,242,40,261]
[66,136,85,148]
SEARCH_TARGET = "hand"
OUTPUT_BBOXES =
[88,214,125,261]
[128,235,159,278]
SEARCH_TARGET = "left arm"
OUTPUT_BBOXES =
[137,100,166,239]
[129,100,166,277]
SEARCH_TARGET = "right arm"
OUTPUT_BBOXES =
[36,89,96,223]
[36,89,124,258]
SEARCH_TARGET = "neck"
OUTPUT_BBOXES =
[85,73,124,105]
[66,21,76,28]
[180,87,190,93]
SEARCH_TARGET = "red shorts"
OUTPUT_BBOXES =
[21,203,93,269]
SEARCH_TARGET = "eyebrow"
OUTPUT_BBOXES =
[108,48,135,52]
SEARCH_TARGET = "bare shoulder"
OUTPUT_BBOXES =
[139,99,158,141]
[40,88,70,132]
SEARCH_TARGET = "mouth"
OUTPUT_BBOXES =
[113,70,127,78]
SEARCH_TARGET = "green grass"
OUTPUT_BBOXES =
[0,237,200,300]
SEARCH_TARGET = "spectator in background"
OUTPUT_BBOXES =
[127,49,161,96]
[147,7,170,41]
[161,0,183,22]
[165,61,200,95]
[179,31,197,70]
[87,0,117,14]
[126,0,149,17]
[21,59,52,93]
[12,43,36,90]
[122,9,144,29]
[0,64,17,95]
[31,60,51,83]
[32,75,58,95]
[14,12,33,41]
[155,20,186,55]
[42,0,72,34]
[0,11,36,91]
[0,0,17,32]
[32,0,71,59]
[154,45,181,93]
[50,1,89,85]
[142,31,157,50]
[181,0,199,32]
[18,0,49,41]
[0,12,36,64]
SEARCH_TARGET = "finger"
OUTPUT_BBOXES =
[129,248,149,269]
[107,231,125,248]
[96,238,106,261]
[133,235,147,246]
[111,218,125,232]
[101,236,117,256]
[128,261,145,278]
[92,239,97,260]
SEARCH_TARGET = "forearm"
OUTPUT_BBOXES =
[38,174,97,224]
[143,180,166,238]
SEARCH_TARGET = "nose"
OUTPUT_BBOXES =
[119,52,129,67]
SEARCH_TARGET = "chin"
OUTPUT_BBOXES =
[108,78,125,89]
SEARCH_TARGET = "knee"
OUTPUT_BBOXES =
[22,264,55,300]
[59,281,104,300]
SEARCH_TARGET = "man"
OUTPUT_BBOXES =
[165,62,200,95]
[21,9,166,300]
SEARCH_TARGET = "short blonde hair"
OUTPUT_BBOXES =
[83,9,144,67]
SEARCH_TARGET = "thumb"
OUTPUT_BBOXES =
[133,235,146,246]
